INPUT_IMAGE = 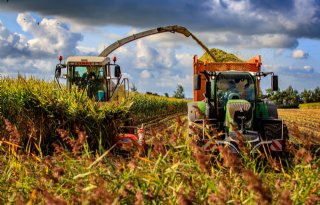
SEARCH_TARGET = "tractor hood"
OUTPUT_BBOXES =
[225,99,252,132]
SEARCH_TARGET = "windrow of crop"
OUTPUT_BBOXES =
[0,77,188,155]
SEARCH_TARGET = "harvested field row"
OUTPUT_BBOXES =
[278,109,320,144]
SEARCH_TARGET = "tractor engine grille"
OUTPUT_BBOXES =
[259,119,283,141]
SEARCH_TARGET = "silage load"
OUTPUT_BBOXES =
[199,48,243,63]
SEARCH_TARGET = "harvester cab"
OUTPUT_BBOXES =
[54,55,129,102]
[188,56,286,154]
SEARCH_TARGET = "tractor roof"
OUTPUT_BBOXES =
[66,56,110,65]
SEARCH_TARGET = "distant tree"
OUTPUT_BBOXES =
[301,89,311,103]
[131,83,138,93]
[268,86,320,106]
[282,86,299,107]
[164,93,169,97]
[172,84,185,99]
[314,87,320,102]
[146,91,159,96]
[265,88,274,98]
[266,85,299,108]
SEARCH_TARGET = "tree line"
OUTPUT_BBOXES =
[265,86,320,108]
[131,84,185,99]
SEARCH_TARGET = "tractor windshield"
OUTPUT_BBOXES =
[216,72,255,107]
[72,66,105,98]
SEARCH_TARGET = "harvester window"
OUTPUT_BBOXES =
[74,66,87,78]
[70,66,106,99]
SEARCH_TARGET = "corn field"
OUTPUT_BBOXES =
[0,76,187,155]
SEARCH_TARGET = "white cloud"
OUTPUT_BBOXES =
[303,65,313,72]
[76,45,97,55]
[0,13,87,76]
[204,32,298,49]
[292,49,308,59]
[140,70,151,79]
[155,73,192,89]
[176,53,193,68]
[135,40,178,69]
[136,40,157,68]
[0,56,54,74]
[0,20,28,58]
[16,13,82,57]
[121,72,131,79]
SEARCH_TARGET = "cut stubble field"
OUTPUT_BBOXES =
[278,108,320,144]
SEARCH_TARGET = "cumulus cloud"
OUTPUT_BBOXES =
[0,13,84,60]
[263,64,315,76]
[140,70,151,79]
[135,40,178,69]
[292,49,309,59]
[16,13,83,58]
[0,20,28,58]
[0,13,87,75]
[203,32,298,48]
[0,56,54,74]
[2,0,320,48]
[303,65,313,72]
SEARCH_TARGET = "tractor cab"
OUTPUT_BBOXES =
[55,55,129,102]
[216,72,256,108]
[214,72,256,129]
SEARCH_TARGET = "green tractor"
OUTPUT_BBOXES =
[188,57,287,154]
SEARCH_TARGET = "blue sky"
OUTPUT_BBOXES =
[0,0,320,98]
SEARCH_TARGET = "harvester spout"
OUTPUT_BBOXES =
[99,25,216,62]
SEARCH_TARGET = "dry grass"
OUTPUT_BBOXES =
[0,116,319,204]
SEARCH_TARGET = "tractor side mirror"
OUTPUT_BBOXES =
[55,67,61,78]
[115,65,121,78]
[271,75,278,91]
[55,64,66,78]
[55,64,62,78]
[194,74,201,90]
